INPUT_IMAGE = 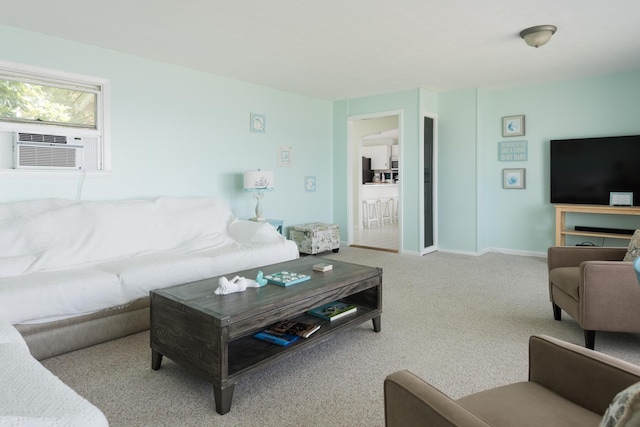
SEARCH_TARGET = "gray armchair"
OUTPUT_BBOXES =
[384,335,640,427]
[547,246,640,349]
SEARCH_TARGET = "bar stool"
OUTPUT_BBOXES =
[392,197,399,223]
[379,198,393,226]
[362,199,380,228]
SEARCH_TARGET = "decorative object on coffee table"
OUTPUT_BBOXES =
[214,272,266,295]
[264,271,311,286]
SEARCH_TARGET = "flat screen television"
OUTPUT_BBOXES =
[550,135,640,206]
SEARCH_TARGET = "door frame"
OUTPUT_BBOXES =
[347,110,402,250]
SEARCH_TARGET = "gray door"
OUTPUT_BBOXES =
[424,116,434,247]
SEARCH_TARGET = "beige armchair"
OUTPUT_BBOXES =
[384,335,640,427]
[547,246,640,349]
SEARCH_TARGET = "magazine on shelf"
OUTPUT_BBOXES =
[266,319,321,339]
[253,331,300,347]
[308,301,357,321]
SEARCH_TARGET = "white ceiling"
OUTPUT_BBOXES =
[2,0,640,100]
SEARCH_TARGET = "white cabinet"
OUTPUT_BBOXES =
[368,145,390,170]
[361,183,399,200]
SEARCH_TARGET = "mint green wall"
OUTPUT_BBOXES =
[436,89,479,253]
[436,71,640,254]
[333,90,423,253]
[0,25,333,229]
[345,71,640,255]
[479,71,640,253]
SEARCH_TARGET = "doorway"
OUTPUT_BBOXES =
[347,113,400,252]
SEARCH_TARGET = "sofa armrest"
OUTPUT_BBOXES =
[528,335,640,415]
[579,260,640,330]
[384,370,492,427]
[547,246,627,271]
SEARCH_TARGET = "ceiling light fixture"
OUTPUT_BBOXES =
[520,25,557,48]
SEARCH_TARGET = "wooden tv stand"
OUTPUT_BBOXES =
[554,204,640,246]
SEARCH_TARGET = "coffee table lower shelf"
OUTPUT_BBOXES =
[151,305,380,415]
[228,308,380,376]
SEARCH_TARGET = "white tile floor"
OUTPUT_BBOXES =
[350,222,399,252]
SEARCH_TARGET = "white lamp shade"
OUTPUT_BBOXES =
[244,170,274,191]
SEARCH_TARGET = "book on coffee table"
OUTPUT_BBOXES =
[266,319,321,339]
[308,301,357,321]
[313,263,333,272]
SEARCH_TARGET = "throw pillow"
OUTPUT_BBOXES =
[623,229,640,261]
[599,381,640,427]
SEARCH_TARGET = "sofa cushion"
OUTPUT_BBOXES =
[458,382,602,427]
[0,255,37,278]
[623,230,640,262]
[0,269,123,325]
[95,252,217,299]
[599,381,640,427]
[549,266,581,300]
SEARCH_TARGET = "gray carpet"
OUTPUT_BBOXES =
[41,247,640,426]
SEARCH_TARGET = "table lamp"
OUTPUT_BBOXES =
[244,169,274,221]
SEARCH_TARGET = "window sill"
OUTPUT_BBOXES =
[0,170,111,179]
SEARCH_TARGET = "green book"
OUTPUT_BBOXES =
[308,301,357,321]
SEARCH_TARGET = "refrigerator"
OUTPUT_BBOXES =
[362,157,374,184]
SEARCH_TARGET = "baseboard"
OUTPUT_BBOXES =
[436,248,482,256]
[483,247,547,258]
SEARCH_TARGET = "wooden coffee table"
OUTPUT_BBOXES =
[150,256,382,415]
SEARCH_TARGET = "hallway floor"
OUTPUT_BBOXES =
[351,222,399,252]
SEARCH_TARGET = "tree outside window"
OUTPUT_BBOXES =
[0,79,96,129]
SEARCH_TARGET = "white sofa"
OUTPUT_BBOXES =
[0,320,109,426]
[0,196,299,360]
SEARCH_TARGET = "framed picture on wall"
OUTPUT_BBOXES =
[278,145,293,167]
[250,113,266,133]
[502,115,525,137]
[503,168,526,189]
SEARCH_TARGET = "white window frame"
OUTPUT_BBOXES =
[0,60,111,176]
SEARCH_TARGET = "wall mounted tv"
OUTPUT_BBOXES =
[550,135,640,206]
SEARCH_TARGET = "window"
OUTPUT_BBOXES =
[0,61,110,173]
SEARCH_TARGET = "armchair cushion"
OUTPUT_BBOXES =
[458,382,602,427]
[549,267,580,300]
[600,381,640,427]
[623,229,640,261]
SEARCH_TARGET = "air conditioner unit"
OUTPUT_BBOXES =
[14,132,83,170]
